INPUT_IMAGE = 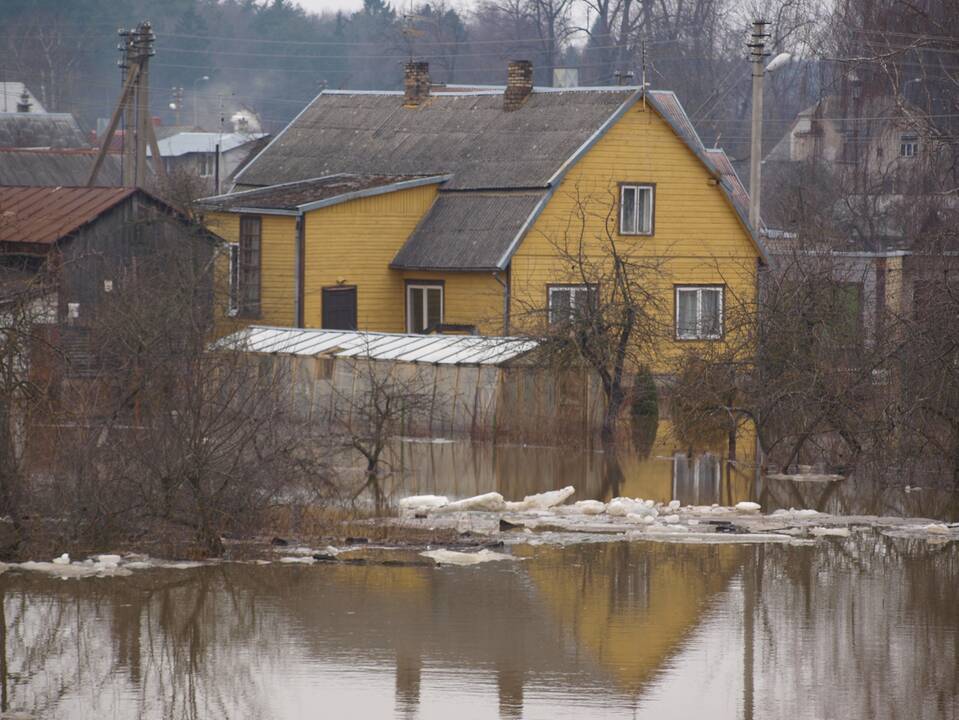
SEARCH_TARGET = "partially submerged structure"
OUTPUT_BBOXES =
[220,325,612,441]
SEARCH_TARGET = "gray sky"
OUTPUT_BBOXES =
[294,0,371,14]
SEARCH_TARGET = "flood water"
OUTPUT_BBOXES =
[2,532,958,719]
[4,430,959,719]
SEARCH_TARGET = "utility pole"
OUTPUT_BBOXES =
[88,21,165,187]
[747,19,769,232]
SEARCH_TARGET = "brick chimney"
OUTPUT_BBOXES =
[404,61,431,107]
[16,89,31,113]
[504,60,533,111]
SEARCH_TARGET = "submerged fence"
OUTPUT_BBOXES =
[266,353,608,444]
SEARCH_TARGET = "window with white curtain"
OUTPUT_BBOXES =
[676,286,723,340]
[619,184,654,235]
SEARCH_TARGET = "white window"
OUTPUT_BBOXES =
[620,184,654,235]
[407,283,443,333]
[899,134,918,158]
[676,286,723,340]
[548,284,596,325]
[198,153,215,177]
[227,243,239,315]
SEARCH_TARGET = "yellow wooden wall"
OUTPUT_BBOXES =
[398,270,505,334]
[509,101,760,369]
[302,185,437,332]
[203,211,298,326]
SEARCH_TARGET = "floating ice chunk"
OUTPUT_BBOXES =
[443,492,505,512]
[735,502,761,514]
[399,495,449,512]
[662,514,680,524]
[606,498,637,517]
[924,523,951,535]
[509,486,575,511]
[52,553,70,565]
[810,526,850,538]
[667,500,681,511]
[279,556,315,564]
[421,548,516,566]
[94,554,122,567]
[796,509,820,518]
[575,500,606,515]
[644,499,656,508]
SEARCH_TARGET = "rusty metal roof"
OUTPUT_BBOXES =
[0,186,136,245]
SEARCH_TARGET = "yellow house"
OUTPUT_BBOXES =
[199,60,766,371]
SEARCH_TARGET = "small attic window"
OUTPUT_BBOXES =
[620,184,654,235]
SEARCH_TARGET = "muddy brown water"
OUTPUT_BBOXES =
[2,438,958,719]
[1,532,957,719]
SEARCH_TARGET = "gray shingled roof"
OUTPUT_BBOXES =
[233,86,766,269]
[0,149,121,186]
[198,173,439,212]
[391,191,546,271]
[0,112,87,149]
[234,89,636,191]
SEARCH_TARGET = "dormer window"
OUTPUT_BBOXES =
[620,184,654,235]
[900,134,918,158]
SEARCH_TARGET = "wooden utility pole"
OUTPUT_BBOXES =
[87,21,165,187]
[747,19,769,232]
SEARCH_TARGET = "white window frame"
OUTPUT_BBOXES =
[899,134,918,158]
[675,286,724,340]
[227,243,239,316]
[548,284,596,325]
[198,153,214,177]
[406,283,444,334]
[619,184,655,236]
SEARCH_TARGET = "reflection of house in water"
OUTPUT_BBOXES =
[672,452,722,506]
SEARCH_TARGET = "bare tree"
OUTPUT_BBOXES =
[513,187,668,442]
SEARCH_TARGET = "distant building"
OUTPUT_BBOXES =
[0,148,122,186]
[765,94,933,189]
[0,112,88,149]
[149,131,268,194]
[0,83,45,114]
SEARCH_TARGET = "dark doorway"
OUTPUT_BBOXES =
[322,286,357,330]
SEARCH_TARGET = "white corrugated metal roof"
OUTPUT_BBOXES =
[149,132,266,158]
[219,326,537,366]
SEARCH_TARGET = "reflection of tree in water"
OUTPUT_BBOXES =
[751,533,959,720]
[0,567,302,719]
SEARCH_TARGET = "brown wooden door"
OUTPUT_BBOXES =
[322,286,357,330]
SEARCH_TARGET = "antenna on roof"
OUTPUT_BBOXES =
[401,0,425,64]
[641,37,648,111]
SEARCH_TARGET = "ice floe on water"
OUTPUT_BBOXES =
[421,548,516,566]
[397,488,959,547]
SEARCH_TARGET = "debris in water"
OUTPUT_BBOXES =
[421,548,516,566]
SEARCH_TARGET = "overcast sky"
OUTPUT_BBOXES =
[294,0,388,15]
